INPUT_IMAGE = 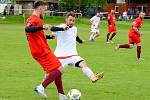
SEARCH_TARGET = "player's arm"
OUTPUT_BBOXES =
[50,25,69,32]
[25,24,50,33]
[133,26,139,33]
[132,22,142,35]
[107,15,111,25]
[46,34,55,39]
[76,36,85,44]
[25,26,44,33]
[90,17,93,23]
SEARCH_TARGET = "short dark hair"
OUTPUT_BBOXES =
[66,12,75,18]
[33,0,46,9]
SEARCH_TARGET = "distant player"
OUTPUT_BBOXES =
[115,12,145,60]
[89,12,101,42]
[51,12,104,83]
[25,1,68,99]
[106,9,117,43]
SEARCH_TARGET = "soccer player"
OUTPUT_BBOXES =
[25,1,68,99]
[115,12,145,60]
[89,12,101,42]
[51,12,104,83]
[106,9,117,43]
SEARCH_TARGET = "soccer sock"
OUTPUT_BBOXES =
[106,33,111,42]
[54,75,64,94]
[137,46,141,59]
[109,32,116,40]
[89,33,94,40]
[42,69,61,88]
[82,67,95,79]
[119,44,130,48]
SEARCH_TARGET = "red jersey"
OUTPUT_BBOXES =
[26,15,51,58]
[129,17,143,36]
[108,13,116,25]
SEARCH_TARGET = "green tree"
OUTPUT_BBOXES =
[59,0,107,11]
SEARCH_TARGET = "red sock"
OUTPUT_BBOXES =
[137,46,141,59]
[54,75,64,94]
[42,70,61,88]
[119,44,130,48]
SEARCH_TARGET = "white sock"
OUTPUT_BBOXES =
[82,67,94,79]
[89,34,94,40]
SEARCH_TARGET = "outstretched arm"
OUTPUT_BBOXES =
[76,36,85,43]
[25,24,50,33]
[46,35,55,39]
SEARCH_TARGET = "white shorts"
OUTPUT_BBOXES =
[91,28,100,33]
[58,56,84,69]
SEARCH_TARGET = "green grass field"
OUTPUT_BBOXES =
[0,16,150,100]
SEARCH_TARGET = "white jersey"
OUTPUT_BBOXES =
[90,16,100,29]
[53,24,78,57]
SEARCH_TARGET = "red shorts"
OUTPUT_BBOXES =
[128,34,141,44]
[108,25,116,33]
[33,53,61,74]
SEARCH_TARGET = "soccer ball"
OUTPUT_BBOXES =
[67,89,81,100]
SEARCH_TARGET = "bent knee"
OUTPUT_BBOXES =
[58,66,65,74]
[129,44,134,48]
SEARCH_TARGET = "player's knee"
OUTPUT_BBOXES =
[129,44,134,48]
[58,66,65,74]
[137,43,141,46]
[78,61,87,68]
[96,33,100,36]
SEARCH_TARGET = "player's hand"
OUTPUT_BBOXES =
[138,31,142,37]
[64,26,69,31]
[82,40,86,43]
[50,34,56,39]
[43,24,52,30]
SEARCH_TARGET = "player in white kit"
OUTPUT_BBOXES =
[52,12,104,83]
[89,12,101,42]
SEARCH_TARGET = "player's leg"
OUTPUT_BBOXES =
[115,43,134,51]
[106,25,112,43]
[35,68,63,98]
[89,32,95,42]
[135,36,143,60]
[76,60,103,83]
[35,54,66,99]
[55,67,68,100]
[109,32,116,43]
[93,32,100,39]
[109,26,117,43]
[136,43,142,60]
[115,35,134,51]
[106,32,111,43]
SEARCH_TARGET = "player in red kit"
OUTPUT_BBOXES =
[106,9,117,43]
[25,1,68,99]
[115,12,145,60]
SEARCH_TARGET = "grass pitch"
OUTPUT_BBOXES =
[0,16,150,100]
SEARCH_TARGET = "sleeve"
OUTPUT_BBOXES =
[46,35,55,39]
[132,21,138,27]
[107,14,110,20]
[90,16,95,22]
[25,18,43,33]
[51,24,64,36]
[108,14,111,25]
[26,18,36,27]
[25,26,43,33]
[76,36,83,43]
[50,26,65,32]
